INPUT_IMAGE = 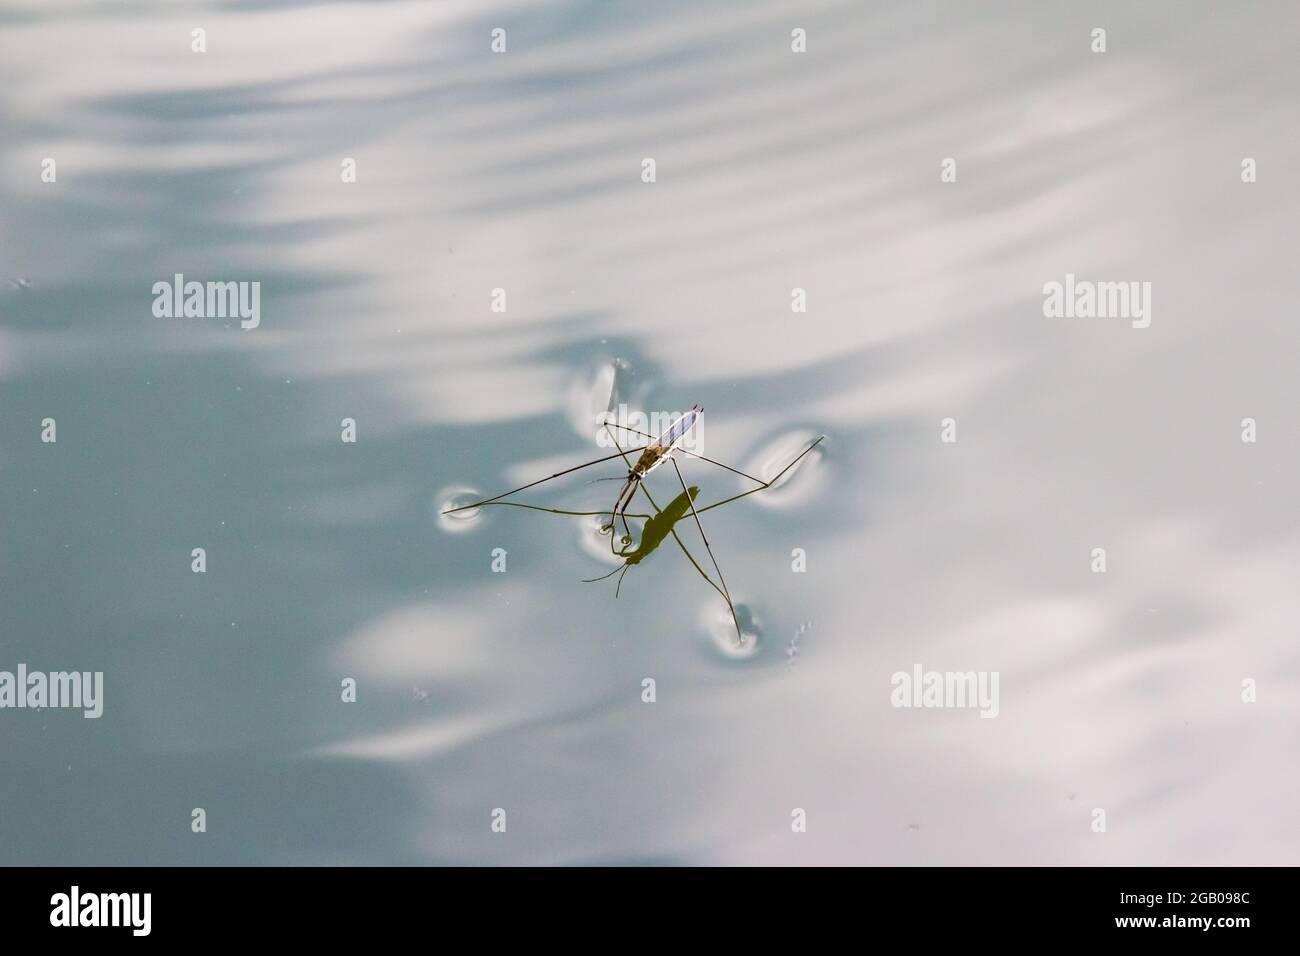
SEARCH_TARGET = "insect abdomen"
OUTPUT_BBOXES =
[633,446,663,476]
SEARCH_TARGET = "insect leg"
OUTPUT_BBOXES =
[442,446,650,514]
[695,436,825,514]
[669,456,743,645]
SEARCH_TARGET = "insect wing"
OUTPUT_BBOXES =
[657,404,702,450]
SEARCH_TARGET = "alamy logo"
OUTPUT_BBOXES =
[1042,273,1151,328]
[890,664,1000,718]
[595,404,704,454]
[0,664,103,718]
[152,273,261,329]
[50,886,151,936]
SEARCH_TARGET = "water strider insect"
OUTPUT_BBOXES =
[442,407,824,644]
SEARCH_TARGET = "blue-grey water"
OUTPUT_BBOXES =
[2,0,1298,865]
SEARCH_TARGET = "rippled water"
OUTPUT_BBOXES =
[3,1,1298,864]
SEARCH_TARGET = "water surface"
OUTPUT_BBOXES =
[2,0,1298,864]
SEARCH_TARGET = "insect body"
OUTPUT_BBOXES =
[603,405,701,543]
